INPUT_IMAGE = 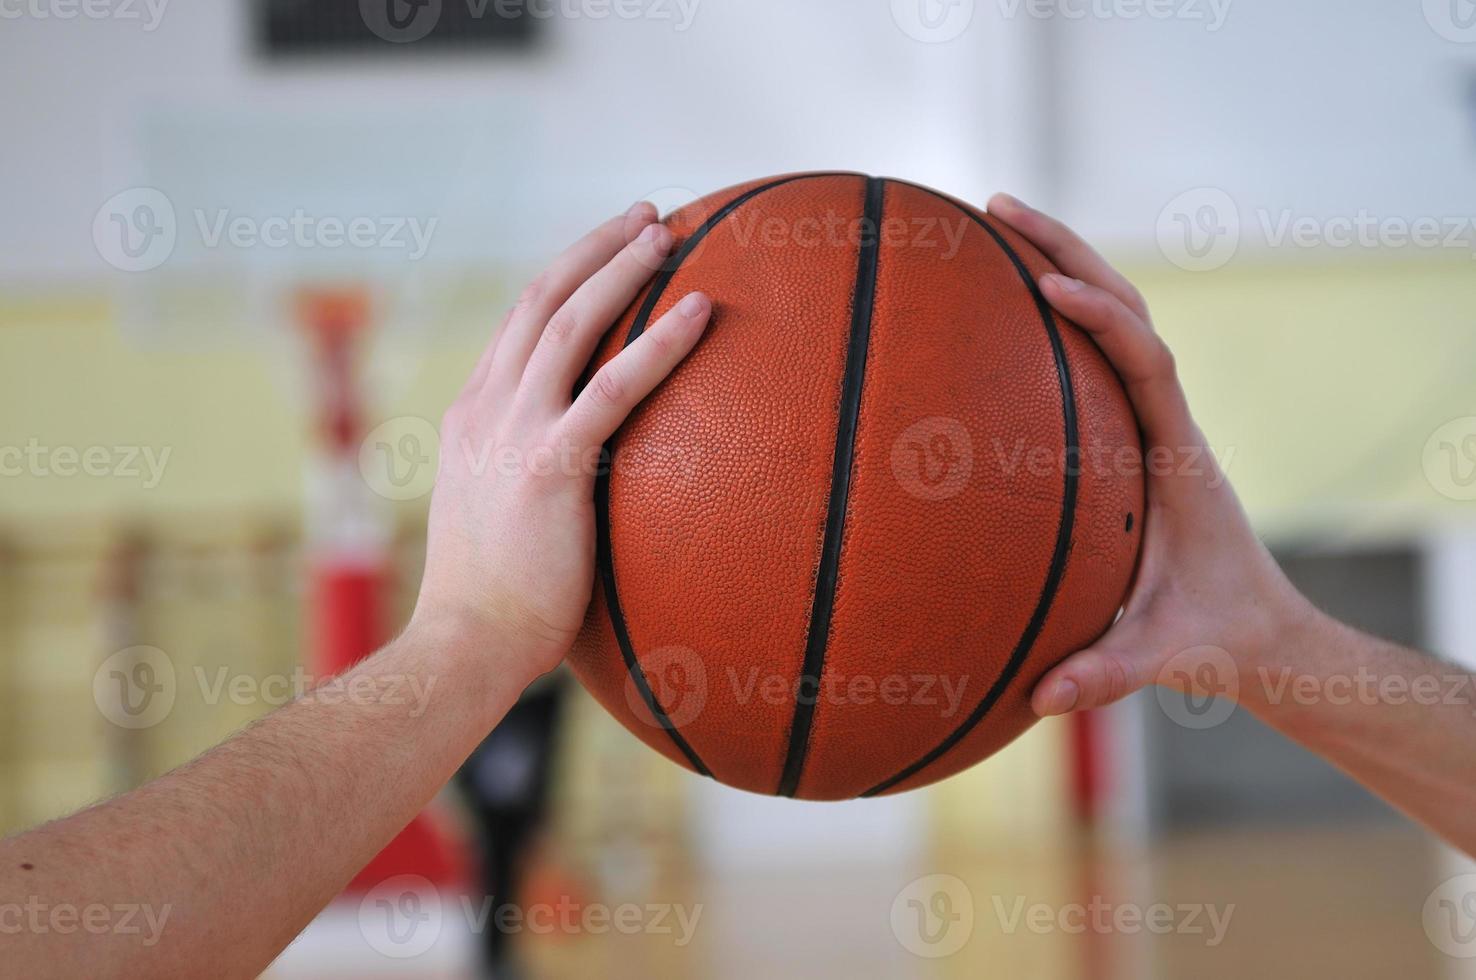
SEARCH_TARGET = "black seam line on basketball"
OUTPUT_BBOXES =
[595,172,858,781]
[861,187,1080,798]
[775,175,886,799]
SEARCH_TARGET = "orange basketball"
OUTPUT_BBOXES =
[569,173,1144,800]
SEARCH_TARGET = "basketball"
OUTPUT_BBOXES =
[570,172,1144,801]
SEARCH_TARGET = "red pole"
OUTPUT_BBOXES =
[297,288,464,893]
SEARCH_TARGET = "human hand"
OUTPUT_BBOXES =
[412,202,713,678]
[985,194,1318,717]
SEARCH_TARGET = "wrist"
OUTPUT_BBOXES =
[402,607,547,701]
[1233,589,1334,714]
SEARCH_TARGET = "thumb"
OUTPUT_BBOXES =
[1032,634,1162,717]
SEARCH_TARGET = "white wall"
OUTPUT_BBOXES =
[5,1,1472,282]
[1051,0,1476,246]
[0,0,1024,283]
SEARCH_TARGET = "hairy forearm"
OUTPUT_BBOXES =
[0,614,536,980]
[1241,608,1476,854]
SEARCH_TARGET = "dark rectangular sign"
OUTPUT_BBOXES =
[256,0,539,57]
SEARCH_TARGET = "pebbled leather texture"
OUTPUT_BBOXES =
[567,173,1143,800]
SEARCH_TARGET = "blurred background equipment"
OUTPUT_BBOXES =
[455,672,571,978]
[3,1,1476,978]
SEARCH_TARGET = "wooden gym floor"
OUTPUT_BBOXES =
[272,823,1445,979]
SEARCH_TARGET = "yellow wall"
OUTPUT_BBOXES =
[1142,255,1476,537]
[5,255,1473,531]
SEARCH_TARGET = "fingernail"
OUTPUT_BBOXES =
[1045,273,1084,293]
[628,200,655,218]
[992,192,1026,211]
[1041,678,1079,716]
[639,223,669,247]
[677,292,709,317]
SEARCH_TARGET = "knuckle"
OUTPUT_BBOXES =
[1150,341,1178,379]
[1037,213,1070,244]
[1100,656,1134,705]
[543,307,580,344]
[623,231,668,273]
[1080,286,1113,315]
[625,240,659,271]
[514,274,547,313]
[644,320,678,358]
[591,367,627,406]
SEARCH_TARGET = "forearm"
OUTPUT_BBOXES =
[1240,608,1476,854]
[0,614,536,980]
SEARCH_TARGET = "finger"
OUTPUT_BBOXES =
[521,222,674,403]
[561,292,712,448]
[491,201,659,387]
[1032,643,1157,716]
[460,306,515,399]
[988,193,1150,321]
[1039,273,1198,448]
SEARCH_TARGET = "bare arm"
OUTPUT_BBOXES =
[0,200,713,979]
[988,193,1476,856]
[1238,613,1476,851]
[0,619,525,978]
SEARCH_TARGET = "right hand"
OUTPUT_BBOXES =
[984,193,1318,717]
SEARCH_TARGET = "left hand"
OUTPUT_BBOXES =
[413,201,713,677]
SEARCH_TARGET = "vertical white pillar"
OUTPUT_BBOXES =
[1424,529,1476,978]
